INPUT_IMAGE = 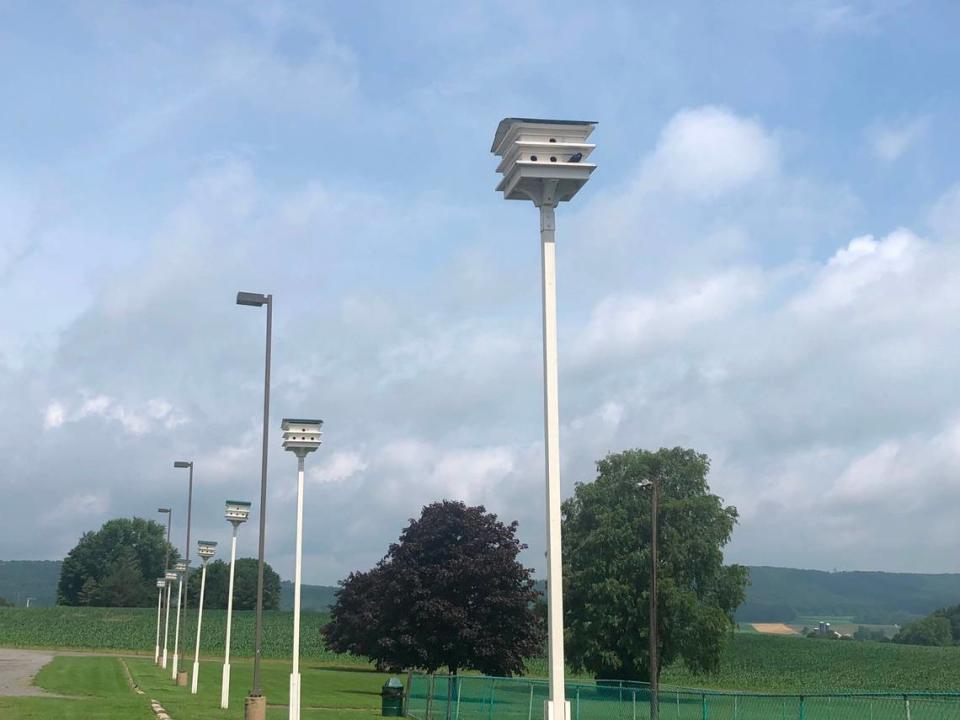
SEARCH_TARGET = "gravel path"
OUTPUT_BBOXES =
[0,648,56,696]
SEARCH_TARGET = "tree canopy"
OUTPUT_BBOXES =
[57,517,178,607]
[563,447,748,681]
[323,500,543,675]
[186,557,281,610]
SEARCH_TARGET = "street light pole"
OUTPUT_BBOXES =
[281,419,324,720]
[156,507,171,666]
[492,118,597,720]
[236,290,272,720]
[191,540,217,694]
[648,478,659,720]
[222,500,251,710]
[173,460,194,686]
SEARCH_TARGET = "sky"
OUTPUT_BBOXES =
[3,0,960,584]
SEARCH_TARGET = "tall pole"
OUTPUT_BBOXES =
[154,584,163,663]
[252,294,272,698]
[174,460,195,685]
[290,454,306,720]
[222,524,239,710]
[172,572,183,680]
[159,509,171,666]
[162,580,172,669]
[540,196,567,720]
[650,478,659,720]
[191,558,210,694]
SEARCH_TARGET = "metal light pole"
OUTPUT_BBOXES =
[639,478,660,720]
[173,460,194,686]
[191,540,217,694]
[154,578,166,664]
[162,570,176,669]
[156,507,171,665]
[236,290,272,720]
[492,118,596,720]
[281,419,324,720]
[222,500,251,710]
[171,560,187,682]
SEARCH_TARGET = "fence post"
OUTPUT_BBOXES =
[488,678,497,720]
[529,684,535,720]
[904,695,911,720]
[456,676,463,720]
[734,695,738,720]
[446,675,454,720]
[799,695,805,720]
[427,675,435,720]
[676,690,679,720]
[632,690,637,720]
[576,686,581,720]
[701,694,707,720]
[404,671,414,717]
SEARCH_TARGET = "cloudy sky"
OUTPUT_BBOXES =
[3,0,960,583]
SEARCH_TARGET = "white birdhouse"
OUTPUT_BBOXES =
[156,578,166,589]
[165,571,178,581]
[197,540,217,560]
[174,561,187,573]
[281,418,324,456]
[225,500,251,525]
[491,118,597,206]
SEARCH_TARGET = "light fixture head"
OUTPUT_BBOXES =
[197,540,217,560]
[491,118,597,206]
[173,461,192,469]
[157,507,170,513]
[156,578,166,589]
[225,500,252,525]
[236,291,268,307]
[281,418,323,456]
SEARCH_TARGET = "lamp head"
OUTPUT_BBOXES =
[225,500,251,525]
[173,461,192,469]
[236,291,269,307]
[157,507,170,514]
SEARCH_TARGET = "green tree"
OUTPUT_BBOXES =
[894,614,954,646]
[563,447,748,681]
[324,501,543,675]
[57,517,178,607]
[0,596,12,607]
[186,558,280,610]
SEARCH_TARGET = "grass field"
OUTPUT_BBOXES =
[0,654,390,719]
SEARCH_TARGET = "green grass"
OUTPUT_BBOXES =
[0,606,352,661]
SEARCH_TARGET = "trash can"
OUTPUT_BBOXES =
[382,678,405,717]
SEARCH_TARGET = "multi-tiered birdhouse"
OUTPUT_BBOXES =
[165,571,178,582]
[491,118,597,206]
[225,500,251,525]
[156,578,167,589]
[281,418,324,457]
[197,540,217,561]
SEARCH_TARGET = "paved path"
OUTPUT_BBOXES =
[0,648,56,696]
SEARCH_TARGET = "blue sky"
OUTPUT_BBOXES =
[3,0,960,583]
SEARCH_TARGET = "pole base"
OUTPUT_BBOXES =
[244,694,267,720]
[289,672,301,720]
[171,653,179,681]
[221,664,231,709]
[544,700,571,720]
[161,650,168,669]
[191,661,200,694]
[177,670,188,687]
[154,645,159,664]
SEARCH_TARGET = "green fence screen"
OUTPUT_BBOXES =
[405,675,960,720]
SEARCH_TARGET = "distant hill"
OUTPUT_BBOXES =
[5,560,960,624]
[278,581,337,613]
[736,566,960,625]
[0,561,62,607]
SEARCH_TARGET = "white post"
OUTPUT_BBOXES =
[289,455,306,720]
[191,561,209,694]
[162,581,172,668]
[221,525,239,709]
[540,201,568,720]
[154,586,163,663]
[172,574,183,680]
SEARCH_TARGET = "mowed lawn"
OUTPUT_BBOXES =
[0,654,393,720]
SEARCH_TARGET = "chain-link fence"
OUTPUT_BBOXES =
[405,675,960,720]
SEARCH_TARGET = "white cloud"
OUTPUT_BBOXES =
[42,393,187,436]
[310,451,368,485]
[868,117,929,162]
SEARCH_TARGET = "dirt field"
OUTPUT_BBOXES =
[0,648,55,696]
[751,623,800,635]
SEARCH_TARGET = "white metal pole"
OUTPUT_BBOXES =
[221,525,239,710]
[191,560,209,694]
[154,586,163,663]
[290,455,306,720]
[540,202,568,720]
[162,581,172,669]
[172,574,183,680]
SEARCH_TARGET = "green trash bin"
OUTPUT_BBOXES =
[382,677,405,717]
